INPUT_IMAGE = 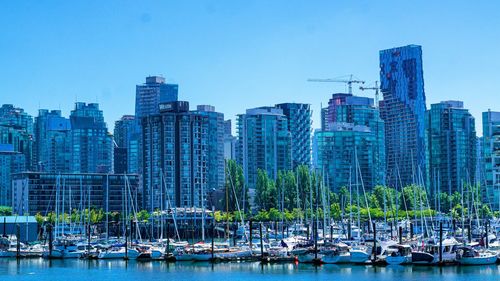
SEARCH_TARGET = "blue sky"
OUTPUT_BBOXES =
[1,1,499,135]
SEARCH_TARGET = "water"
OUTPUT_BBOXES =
[1,259,499,281]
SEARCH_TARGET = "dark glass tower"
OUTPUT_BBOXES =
[379,45,427,188]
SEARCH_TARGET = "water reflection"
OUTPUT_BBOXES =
[0,259,499,281]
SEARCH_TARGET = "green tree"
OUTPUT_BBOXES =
[0,206,13,216]
[222,160,248,212]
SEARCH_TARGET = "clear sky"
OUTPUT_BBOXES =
[1,1,499,135]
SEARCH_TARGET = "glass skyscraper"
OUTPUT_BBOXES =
[236,107,291,191]
[380,45,427,188]
[425,101,476,198]
[313,94,385,191]
[275,103,312,168]
[0,150,25,207]
[482,110,500,210]
[70,102,113,173]
[34,109,72,173]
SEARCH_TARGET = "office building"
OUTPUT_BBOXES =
[224,120,237,160]
[0,104,33,170]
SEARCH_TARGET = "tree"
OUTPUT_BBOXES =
[136,210,150,223]
[0,206,13,216]
[222,160,248,212]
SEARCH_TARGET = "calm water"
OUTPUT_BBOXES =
[0,259,499,281]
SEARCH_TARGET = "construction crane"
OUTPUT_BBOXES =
[307,75,365,95]
[359,81,380,108]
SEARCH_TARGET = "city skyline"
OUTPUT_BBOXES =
[2,1,500,135]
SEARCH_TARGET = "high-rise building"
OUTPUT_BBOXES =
[224,120,237,160]
[141,101,209,210]
[482,110,500,210]
[196,105,225,191]
[379,45,427,188]
[236,107,291,191]
[34,109,72,173]
[313,94,385,191]
[135,76,179,119]
[425,101,476,197]
[70,102,113,173]
[275,103,312,168]
[0,104,33,170]
[0,148,25,207]
[113,115,139,174]
[0,104,33,135]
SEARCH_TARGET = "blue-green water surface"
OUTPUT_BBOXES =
[1,259,499,281]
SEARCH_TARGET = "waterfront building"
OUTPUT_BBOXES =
[236,107,291,191]
[70,102,113,173]
[33,109,72,173]
[12,172,140,216]
[314,94,385,191]
[425,101,476,197]
[113,115,140,174]
[379,45,427,188]
[196,105,225,191]
[0,104,33,170]
[482,110,500,210]
[141,101,210,211]
[0,149,25,206]
[275,103,312,168]
[135,76,178,119]
[223,120,237,160]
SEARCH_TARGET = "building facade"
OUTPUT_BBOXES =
[425,101,476,197]
[0,150,25,206]
[482,110,500,210]
[70,102,113,173]
[236,107,292,191]
[379,45,427,188]
[0,104,33,170]
[275,103,312,168]
[34,109,72,173]
[313,94,385,191]
[141,101,210,211]
[113,115,140,174]
[12,172,140,216]
[135,76,179,119]
[224,120,237,160]
[196,105,225,191]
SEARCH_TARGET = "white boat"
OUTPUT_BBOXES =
[457,247,498,265]
[98,247,139,259]
[291,247,322,263]
[349,244,372,264]
[321,244,350,264]
[385,244,412,265]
